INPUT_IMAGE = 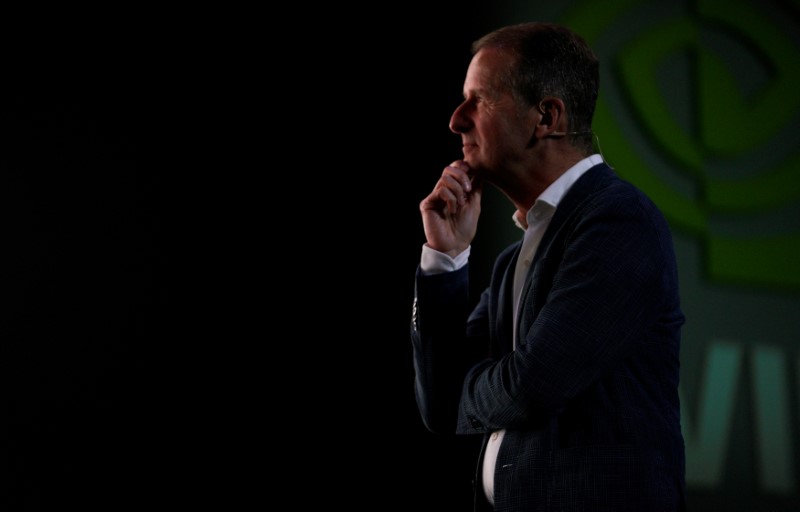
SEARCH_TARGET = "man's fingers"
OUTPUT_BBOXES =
[421,184,458,215]
[444,162,473,193]
[439,174,468,207]
[420,160,476,216]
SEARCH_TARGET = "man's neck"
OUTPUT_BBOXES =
[504,151,586,221]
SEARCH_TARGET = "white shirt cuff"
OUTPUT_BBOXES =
[419,244,470,275]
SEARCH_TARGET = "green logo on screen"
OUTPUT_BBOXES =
[564,0,800,291]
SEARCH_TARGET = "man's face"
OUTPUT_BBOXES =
[450,47,535,177]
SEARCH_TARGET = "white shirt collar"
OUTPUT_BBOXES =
[512,154,603,231]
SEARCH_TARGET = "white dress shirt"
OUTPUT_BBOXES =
[419,154,604,505]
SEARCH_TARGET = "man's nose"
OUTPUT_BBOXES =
[449,101,472,134]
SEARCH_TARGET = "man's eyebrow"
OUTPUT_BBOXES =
[463,86,494,98]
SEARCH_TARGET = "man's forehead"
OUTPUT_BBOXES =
[464,49,510,93]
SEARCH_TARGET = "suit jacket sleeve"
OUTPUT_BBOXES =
[411,240,521,434]
[411,261,495,434]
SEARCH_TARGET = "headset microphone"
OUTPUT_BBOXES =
[547,130,592,137]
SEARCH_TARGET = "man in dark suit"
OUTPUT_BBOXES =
[411,22,686,511]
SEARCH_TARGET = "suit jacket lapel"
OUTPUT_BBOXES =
[516,163,614,341]
[533,163,613,268]
[495,242,521,357]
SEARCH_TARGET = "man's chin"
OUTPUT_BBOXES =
[466,166,494,188]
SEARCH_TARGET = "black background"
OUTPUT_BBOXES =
[7,7,500,510]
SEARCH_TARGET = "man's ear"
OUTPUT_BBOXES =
[534,97,567,138]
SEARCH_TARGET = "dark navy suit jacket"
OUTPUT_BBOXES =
[411,163,686,511]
